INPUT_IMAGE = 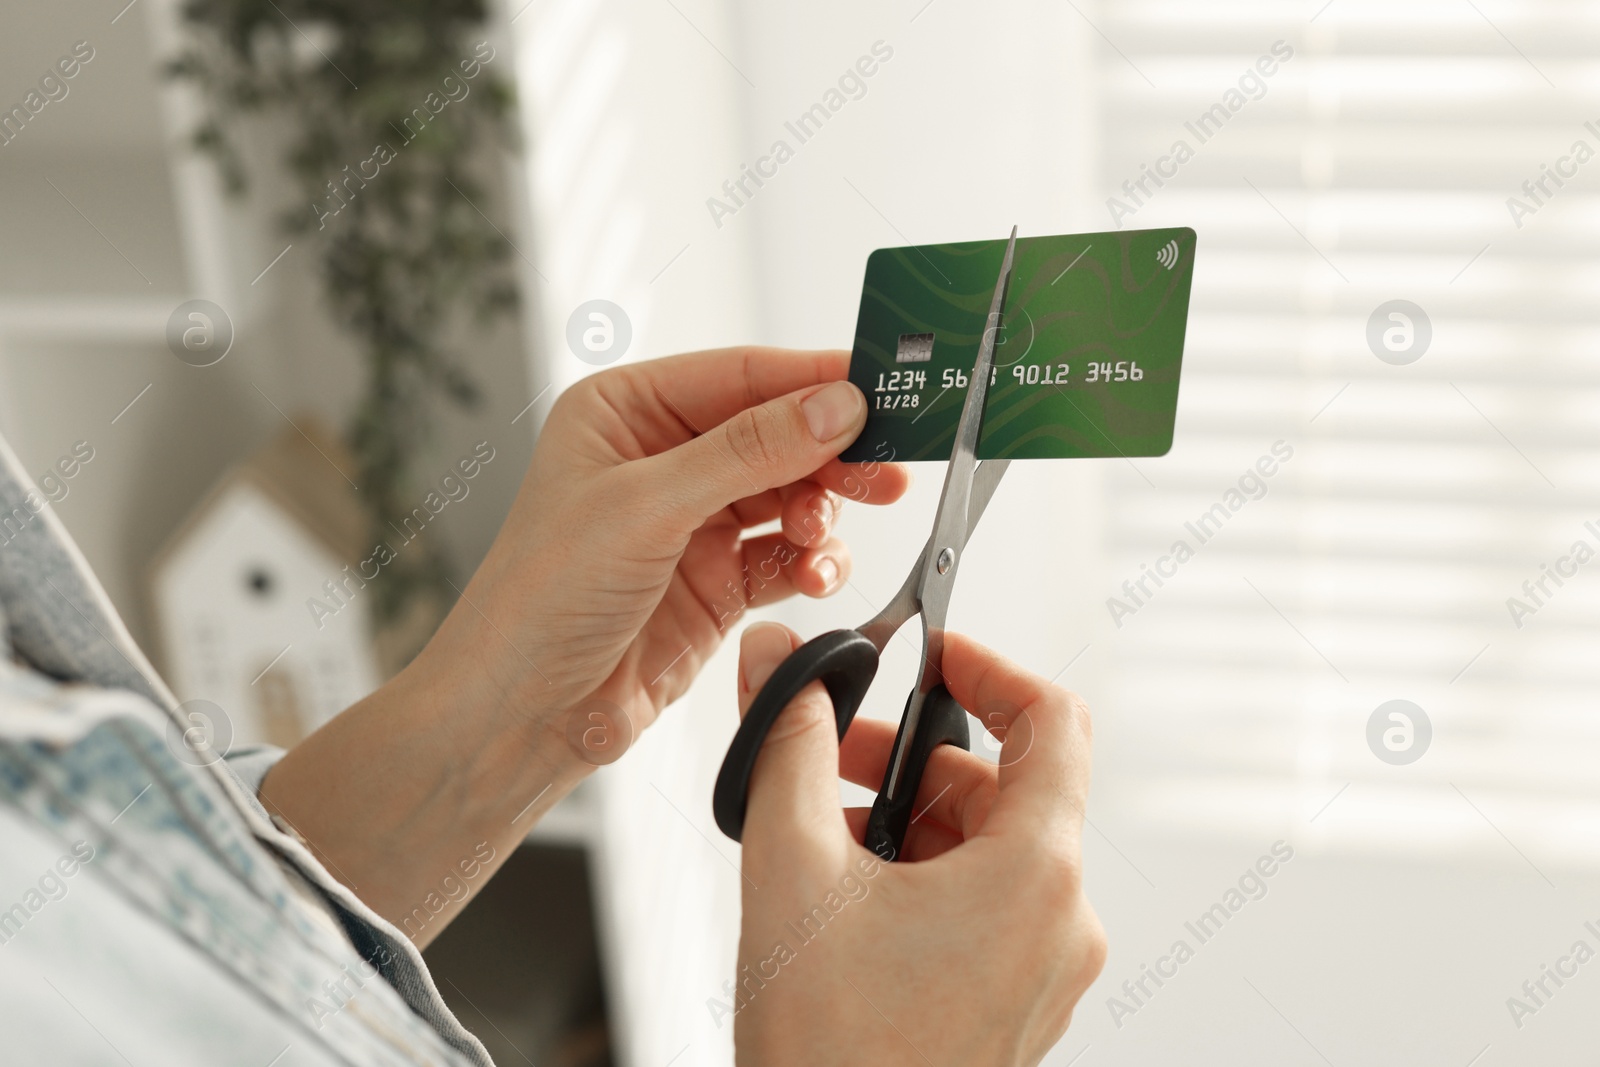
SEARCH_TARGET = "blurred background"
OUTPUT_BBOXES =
[3,0,1599,1064]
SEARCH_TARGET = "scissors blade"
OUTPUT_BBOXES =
[882,227,1017,799]
[916,226,1016,625]
[966,456,1009,535]
[856,457,1010,652]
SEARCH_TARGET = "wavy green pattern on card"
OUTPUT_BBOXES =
[841,227,1196,462]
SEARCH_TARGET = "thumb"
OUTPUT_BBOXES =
[738,622,849,863]
[642,381,866,536]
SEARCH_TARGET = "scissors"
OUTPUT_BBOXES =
[713,225,1019,861]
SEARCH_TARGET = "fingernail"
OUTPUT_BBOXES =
[741,622,792,693]
[815,555,839,591]
[801,382,864,442]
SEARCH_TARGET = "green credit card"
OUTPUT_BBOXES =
[839,227,1196,463]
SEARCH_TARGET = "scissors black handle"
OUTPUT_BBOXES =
[713,629,879,842]
[713,629,973,860]
[863,686,970,861]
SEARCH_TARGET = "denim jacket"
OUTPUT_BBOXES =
[0,431,493,1066]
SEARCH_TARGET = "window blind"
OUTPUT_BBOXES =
[1092,0,1600,869]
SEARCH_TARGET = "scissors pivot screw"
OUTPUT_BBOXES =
[936,547,955,574]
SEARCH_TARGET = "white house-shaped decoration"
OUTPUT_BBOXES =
[150,420,381,749]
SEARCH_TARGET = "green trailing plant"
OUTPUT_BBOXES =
[167,0,520,628]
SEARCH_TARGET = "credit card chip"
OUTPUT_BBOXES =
[895,332,934,363]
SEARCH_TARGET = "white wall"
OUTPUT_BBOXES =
[503,0,759,1062]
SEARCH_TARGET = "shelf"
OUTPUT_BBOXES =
[0,294,187,342]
